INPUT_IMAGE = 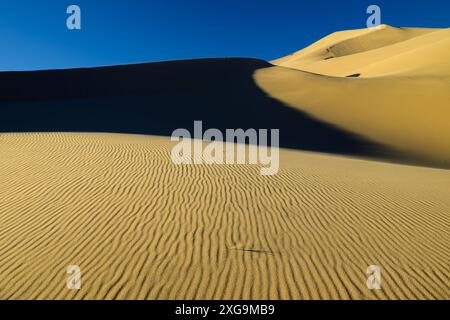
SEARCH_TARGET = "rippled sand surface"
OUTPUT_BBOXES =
[0,133,448,299]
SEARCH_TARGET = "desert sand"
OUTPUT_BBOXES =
[0,25,449,300]
[0,132,448,299]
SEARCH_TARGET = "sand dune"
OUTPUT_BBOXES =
[0,132,448,300]
[257,26,450,168]
[0,25,449,300]
[271,25,449,77]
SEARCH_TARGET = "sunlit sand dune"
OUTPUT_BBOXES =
[0,133,448,300]
[257,26,450,167]
[271,25,448,77]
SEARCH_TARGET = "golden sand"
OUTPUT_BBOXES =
[0,133,448,299]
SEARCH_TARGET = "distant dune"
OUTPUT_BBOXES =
[0,26,449,300]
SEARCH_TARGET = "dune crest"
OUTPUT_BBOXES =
[0,25,449,301]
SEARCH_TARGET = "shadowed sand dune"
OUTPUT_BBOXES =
[0,58,399,161]
[0,133,448,300]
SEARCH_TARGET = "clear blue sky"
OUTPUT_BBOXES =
[0,0,448,71]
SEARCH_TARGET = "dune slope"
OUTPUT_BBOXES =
[257,26,450,168]
[0,133,449,300]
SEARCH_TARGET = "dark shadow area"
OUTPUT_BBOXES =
[0,58,386,158]
[346,73,361,78]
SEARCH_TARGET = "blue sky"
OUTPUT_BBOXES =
[0,0,448,71]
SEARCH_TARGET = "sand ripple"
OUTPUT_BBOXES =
[0,133,448,299]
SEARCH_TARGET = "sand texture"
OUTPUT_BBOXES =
[0,133,448,299]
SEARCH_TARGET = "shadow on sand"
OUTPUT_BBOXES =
[0,58,384,158]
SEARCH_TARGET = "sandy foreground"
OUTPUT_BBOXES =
[0,132,448,300]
